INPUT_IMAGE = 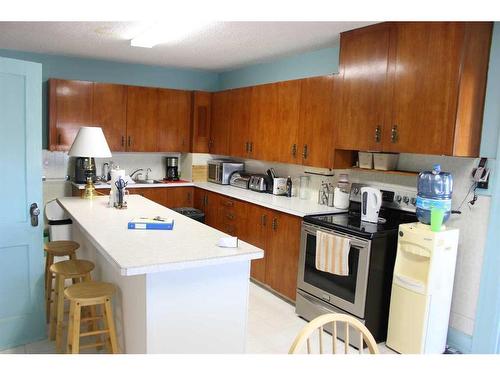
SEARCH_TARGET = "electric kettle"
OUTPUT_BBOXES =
[361,187,382,223]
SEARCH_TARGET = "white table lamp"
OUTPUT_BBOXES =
[68,126,112,199]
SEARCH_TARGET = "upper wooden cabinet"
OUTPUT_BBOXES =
[126,86,158,152]
[92,83,127,152]
[336,21,492,157]
[157,88,192,152]
[49,79,94,151]
[229,87,252,158]
[210,90,231,155]
[191,91,212,153]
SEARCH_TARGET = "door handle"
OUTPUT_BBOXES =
[121,136,125,147]
[272,217,278,231]
[391,125,398,143]
[30,203,40,227]
[375,126,381,143]
[128,136,131,147]
[291,144,297,157]
[302,145,308,159]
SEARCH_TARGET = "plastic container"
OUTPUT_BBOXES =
[416,164,453,225]
[373,153,399,171]
[299,176,310,200]
[358,152,373,169]
[334,174,350,209]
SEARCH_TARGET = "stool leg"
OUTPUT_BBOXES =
[45,254,54,323]
[70,302,81,354]
[49,272,59,341]
[69,253,79,285]
[104,298,119,354]
[55,275,66,353]
[67,301,74,354]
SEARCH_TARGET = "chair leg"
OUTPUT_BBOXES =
[45,254,53,323]
[104,299,119,354]
[71,302,81,354]
[67,301,74,354]
[49,273,58,341]
[55,275,66,353]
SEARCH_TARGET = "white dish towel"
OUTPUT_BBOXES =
[315,231,351,276]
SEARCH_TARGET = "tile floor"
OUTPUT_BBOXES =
[0,281,394,354]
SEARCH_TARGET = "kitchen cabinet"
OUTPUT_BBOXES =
[298,75,338,168]
[229,87,253,158]
[49,79,94,151]
[336,21,492,157]
[92,83,127,152]
[126,86,159,152]
[164,186,194,208]
[191,91,212,153]
[128,187,167,206]
[158,88,192,152]
[193,188,221,229]
[336,23,391,152]
[210,91,231,155]
[265,211,301,301]
[217,195,248,237]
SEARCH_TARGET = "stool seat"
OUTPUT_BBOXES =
[65,281,116,302]
[44,240,80,256]
[49,259,94,278]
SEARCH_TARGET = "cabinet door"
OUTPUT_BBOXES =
[158,88,192,152]
[128,188,167,206]
[386,22,465,154]
[191,91,212,153]
[92,83,127,152]
[266,212,301,301]
[272,80,301,164]
[164,187,194,208]
[49,79,93,151]
[126,86,158,152]
[204,191,221,228]
[210,91,231,155]
[336,23,392,151]
[249,83,279,161]
[241,204,270,284]
[229,87,252,158]
[298,75,338,168]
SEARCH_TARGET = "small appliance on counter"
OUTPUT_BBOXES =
[249,174,272,193]
[361,187,382,223]
[229,172,252,189]
[165,156,180,181]
[334,174,350,209]
[207,159,244,185]
[74,157,97,184]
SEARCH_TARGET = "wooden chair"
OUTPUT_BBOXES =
[49,259,95,353]
[288,313,379,354]
[65,281,120,354]
[44,240,80,322]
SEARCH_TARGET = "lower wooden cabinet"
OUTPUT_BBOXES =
[164,187,193,208]
[193,187,302,301]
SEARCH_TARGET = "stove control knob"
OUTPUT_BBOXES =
[410,197,417,206]
[403,196,410,204]
[395,195,402,203]
[352,187,359,195]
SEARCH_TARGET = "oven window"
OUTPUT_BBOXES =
[303,232,360,303]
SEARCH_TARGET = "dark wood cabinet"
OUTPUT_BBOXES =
[229,87,253,158]
[126,86,159,152]
[158,88,192,152]
[49,79,94,151]
[92,83,127,152]
[191,91,212,153]
[164,187,193,208]
[193,188,221,229]
[210,91,231,155]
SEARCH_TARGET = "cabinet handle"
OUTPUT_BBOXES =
[226,213,235,220]
[272,217,278,231]
[204,194,208,207]
[187,192,192,203]
[121,136,125,147]
[291,144,297,157]
[222,200,234,207]
[375,126,381,143]
[57,133,61,145]
[249,142,253,153]
[245,141,249,153]
[391,125,399,144]
[128,136,131,147]
[208,139,213,152]
[261,214,267,227]
[302,144,308,159]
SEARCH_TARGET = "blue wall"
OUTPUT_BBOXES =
[218,46,340,90]
[0,49,220,149]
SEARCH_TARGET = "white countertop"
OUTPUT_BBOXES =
[57,195,263,276]
[194,182,346,217]
[72,181,195,189]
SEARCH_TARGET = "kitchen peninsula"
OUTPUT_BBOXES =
[57,195,264,354]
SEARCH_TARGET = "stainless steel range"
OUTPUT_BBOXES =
[295,183,418,348]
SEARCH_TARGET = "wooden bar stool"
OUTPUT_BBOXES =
[49,259,95,353]
[65,281,120,354]
[44,240,80,322]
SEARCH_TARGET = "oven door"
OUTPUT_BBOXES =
[297,222,371,319]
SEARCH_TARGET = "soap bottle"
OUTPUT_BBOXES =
[286,176,292,197]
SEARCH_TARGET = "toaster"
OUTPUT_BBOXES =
[249,174,272,193]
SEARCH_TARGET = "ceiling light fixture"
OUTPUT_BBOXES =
[130,21,212,48]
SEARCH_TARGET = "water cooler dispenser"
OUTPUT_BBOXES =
[386,222,459,353]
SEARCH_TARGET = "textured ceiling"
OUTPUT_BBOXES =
[0,21,375,71]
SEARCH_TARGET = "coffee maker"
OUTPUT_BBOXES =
[74,157,97,184]
[165,156,180,181]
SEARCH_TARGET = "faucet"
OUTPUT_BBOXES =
[129,168,144,181]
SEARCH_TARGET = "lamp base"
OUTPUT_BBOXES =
[82,177,99,199]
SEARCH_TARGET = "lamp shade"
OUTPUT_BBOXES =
[68,126,112,158]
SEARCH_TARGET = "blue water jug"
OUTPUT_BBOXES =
[416,164,453,225]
